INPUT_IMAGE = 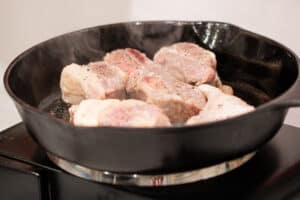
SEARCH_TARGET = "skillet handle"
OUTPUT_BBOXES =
[273,78,300,109]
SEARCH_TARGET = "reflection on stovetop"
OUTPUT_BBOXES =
[0,123,300,200]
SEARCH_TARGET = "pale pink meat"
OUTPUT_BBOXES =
[60,62,127,104]
[62,44,245,127]
[186,84,254,125]
[70,99,171,127]
[127,72,206,123]
[104,48,151,75]
[154,42,218,85]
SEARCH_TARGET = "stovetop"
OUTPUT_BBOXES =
[1,123,300,200]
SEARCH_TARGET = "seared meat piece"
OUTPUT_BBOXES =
[186,84,254,125]
[104,48,151,75]
[127,72,206,123]
[70,99,171,127]
[60,62,127,104]
[154,42,218,85]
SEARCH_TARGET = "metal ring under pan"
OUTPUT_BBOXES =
[47,152,256,187]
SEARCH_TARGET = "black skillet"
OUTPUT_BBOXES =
[4,21,300,173]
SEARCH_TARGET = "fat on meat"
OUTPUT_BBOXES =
[186,84,254,125]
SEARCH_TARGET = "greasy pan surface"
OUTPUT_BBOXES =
[4,21,300,173]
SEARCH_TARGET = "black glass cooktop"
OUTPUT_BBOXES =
[1,123,300,200]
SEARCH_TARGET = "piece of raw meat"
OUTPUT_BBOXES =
[154,42,234,94]
[127,72,206,123]
[104,48,151,76]
[60,62,127,104]
[70,99,171,127]
[186,84,254,125]
[186,84,255,124]
[154,42,218,85]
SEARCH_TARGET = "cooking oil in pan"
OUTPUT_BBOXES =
[38,93,70,121]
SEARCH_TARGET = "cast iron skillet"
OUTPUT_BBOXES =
[4,21,300,173]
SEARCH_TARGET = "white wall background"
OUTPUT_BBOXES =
[0,0,299,129]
